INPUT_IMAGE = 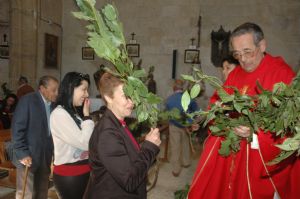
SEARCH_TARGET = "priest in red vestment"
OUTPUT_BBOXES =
[188,22,299,199]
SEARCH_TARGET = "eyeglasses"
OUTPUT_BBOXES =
[232,48,258,60]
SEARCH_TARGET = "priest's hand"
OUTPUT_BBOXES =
[234,125,250,138]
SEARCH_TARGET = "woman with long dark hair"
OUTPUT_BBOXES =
[50,72,94,199]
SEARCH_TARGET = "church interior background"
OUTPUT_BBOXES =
[0,0,300,198]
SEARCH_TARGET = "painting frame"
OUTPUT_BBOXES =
[44,33,58,69]
[184,49,200,64]
[0,45,9,59]
[82,47,95,60]
[126,44,140,57]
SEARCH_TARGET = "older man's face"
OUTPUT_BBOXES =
[231,33,266,72]
[40,79,59,102]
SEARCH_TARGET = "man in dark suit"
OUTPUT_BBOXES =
[12,75,59,199]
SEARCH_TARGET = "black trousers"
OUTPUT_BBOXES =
[53,169,90,199]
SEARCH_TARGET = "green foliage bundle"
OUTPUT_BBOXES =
[73,0,161,126]
[174,184,190,199]
[182,68,300,163]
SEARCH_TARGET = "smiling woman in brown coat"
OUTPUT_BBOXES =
[86,72,161,199]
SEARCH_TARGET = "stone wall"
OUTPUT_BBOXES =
[0,0,10,97]
[2,0,300,103]
[0,0,62,95]
[62,0,300,104]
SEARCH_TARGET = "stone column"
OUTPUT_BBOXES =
[9,0,39,91]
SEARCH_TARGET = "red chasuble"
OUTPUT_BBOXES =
[188,54,299,199]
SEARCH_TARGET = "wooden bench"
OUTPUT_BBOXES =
[0,129,16,188]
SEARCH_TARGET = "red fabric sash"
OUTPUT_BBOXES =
[119,120,140,151]
[53,164,90,176]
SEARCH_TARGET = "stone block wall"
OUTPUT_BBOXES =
[1,0,300,104]
[62,0,300,104]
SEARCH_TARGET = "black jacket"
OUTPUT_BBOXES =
[86,109,159,199]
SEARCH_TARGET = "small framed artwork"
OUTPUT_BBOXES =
[45,33,58,69]
[82,47,94,60]
[0,45,9,59]
[126,44,140,57]
[184,49,200,64]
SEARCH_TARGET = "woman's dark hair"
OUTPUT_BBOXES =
[93,64,106,91]
[222,55,239,66]
[18,76,28,84]
[0,93,18,112]
[55,72,90,128]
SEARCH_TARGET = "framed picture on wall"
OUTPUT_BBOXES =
[45,33,58,69]
[0,45,9,59]
[126,44,140,57]
[184,49,200,63]
[82,47,94,60]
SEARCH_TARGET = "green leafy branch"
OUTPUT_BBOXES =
[254,77,300,163]
[182,68,300,162]
[174,184,190,199]
[73,0,162,126]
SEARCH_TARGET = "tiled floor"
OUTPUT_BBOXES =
[0,138,202,199]
[0,184,58,199]
[148,145,201,199]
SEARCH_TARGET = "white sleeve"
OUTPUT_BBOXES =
[50,108,95,151]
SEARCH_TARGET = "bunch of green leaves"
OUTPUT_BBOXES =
[269,127,300,164]
[253,73,300,163]
[181,68,221,121]
[181,67,255,156]
[205,88,256,156]
[174,184,190,199]
[181,67,300,162]
[73,0,161,126]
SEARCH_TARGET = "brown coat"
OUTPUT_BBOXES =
[16,84,34,99]
[86,109,159,199]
